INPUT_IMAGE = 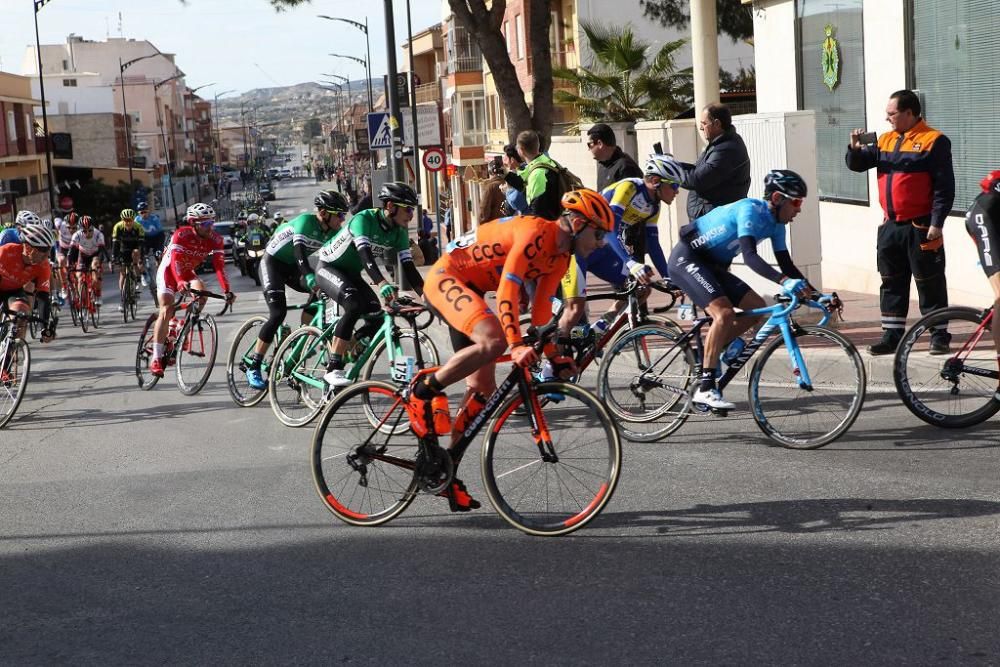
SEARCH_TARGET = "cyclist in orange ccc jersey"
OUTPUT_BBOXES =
[410,189,615,511]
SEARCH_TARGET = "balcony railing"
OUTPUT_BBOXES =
[450,55,482,73]
[415,82,440,104]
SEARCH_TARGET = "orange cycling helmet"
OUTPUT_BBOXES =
[561,188,614,232]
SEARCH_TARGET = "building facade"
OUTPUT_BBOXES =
[0,72,46,220]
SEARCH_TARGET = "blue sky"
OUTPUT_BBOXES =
[2,0,443,94]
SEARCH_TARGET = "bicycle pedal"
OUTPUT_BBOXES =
[710,408,730,417]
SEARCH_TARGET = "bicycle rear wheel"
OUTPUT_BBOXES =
[748,325,866,449]
[269,326,330,427]
[135,313,160,390]
[312,380,419,526]
[362,331,440,385]
[226,315,270,407]
[0,339,31,429]
[481,382,621,536]
[176,314,218,396]
[893,306,1000,428]
[596,324,695,442]
[78,285,89,333]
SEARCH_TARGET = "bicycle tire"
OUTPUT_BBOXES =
[748,325,866,449]
[481,381,621,536]
[361,331,440,385]
[269,325,330,427]
[0,339,31,429]
[893,306,1000,428]
[79,284,89,333]
[135,313,160,390]
[226,315,270,407]
[596,324,695,442]
[120,281,130,323]
[90,297,100,328]
[176,314,218,396]
[311,380,419,526]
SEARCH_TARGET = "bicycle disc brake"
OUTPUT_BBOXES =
[413,439,454,494]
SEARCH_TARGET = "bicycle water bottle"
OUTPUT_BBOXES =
[569,324,591,341]
[721,337,746,366]
[431,394,451,436]
[167,317,181,342]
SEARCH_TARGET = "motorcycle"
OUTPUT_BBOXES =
[243,227,269,286]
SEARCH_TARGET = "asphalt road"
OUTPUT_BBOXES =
[2,178,998,665]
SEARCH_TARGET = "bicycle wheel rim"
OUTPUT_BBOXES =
[748,326,866,449]
[226,316,270,407]
[362,331,441,384]
[0,340,31,429]
[269,326,329,427]
[176,315,218,396]
[312,381,419,526]
[482,382,621,536]
[597,325,695,442]
[135,314,160,390]
[893,307,1000,428]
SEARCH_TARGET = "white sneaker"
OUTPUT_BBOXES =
[117,304,124,312]
[94,296,103,307]
[59,289,68,300]
[141,275,149,287]
[692,387,735,410]
[323,368,352,388]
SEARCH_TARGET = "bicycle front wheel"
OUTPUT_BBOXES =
[78,287,89,333]
[135,313,160,390]
[748,325,866,449]
[481,382,622,536]
[312,380,419,526]
[0,339,31,429]
[596,324,695,442]
[176,314,219,396]
[226,315,269,407]
[894,306,1000,428]
[269,325,330,427]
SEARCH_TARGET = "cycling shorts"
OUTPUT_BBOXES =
[424,264,496,340]
[156,260,184,299]
[561,246,627,299]
[966,198,1000,279]
[667,241,751,308]
[75,251,101,269]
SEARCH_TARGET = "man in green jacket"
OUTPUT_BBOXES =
[503,130,564,220]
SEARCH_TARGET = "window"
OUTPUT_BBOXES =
[909,0,1000,211]
[503,21,510,53]
[62,59,68,70]
[62,79,77,87]
[797,0,867,203]
[515,15,525,60]
[24,113,32,140]
[452,91,486,146]
[6,111,15,142]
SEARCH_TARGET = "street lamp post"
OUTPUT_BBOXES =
[118,51,160,196]
[154,73,184,224]
[318,16,373,112]
[381,0,405,180]
[33,0,57,214]
[329,53,375,177]
[213,89,237,178]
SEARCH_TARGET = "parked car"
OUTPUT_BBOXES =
[278,168,292,179]
[259,184,276,201]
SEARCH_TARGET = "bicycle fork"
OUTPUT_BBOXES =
[519,370,559,463]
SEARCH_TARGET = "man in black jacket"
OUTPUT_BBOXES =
[680,103,751,219]
[587,123,643,190]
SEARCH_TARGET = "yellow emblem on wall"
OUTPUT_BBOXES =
[822,24,841,92]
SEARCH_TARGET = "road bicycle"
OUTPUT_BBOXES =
[893,305,1000,428]
[0,304,49,429]
[310,318,621,536]
[143,249,162,305]
[119,260,142,323]
[597,290,866,449]
[225,297,324,407]
[68,266,100,332]
[268,295,440,427]
[135,289,233,394]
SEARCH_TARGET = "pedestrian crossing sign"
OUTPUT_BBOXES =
[367,112,393,150]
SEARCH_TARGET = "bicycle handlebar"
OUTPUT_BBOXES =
[185,288,234,316]
[384,295,434,331]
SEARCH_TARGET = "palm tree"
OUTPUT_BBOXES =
[553,21,693,123]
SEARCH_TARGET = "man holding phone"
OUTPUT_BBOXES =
[846,89,955,355]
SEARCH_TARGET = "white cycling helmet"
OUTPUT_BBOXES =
[15,210,42,228]
[20,223,56,249]
[644,154,685,186]
[42,218,54,230]
[186,202,216,222]
[247,213,260,223]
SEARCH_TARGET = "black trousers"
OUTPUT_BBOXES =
[876,220,948,332]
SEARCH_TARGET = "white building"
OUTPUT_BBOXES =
[751,0,998,305]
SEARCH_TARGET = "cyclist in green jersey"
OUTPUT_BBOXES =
[244,190,348,389]
[314,181,425,387]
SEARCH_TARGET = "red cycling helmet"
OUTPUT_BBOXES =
[80,215,93,229]
[980,170,1000,195]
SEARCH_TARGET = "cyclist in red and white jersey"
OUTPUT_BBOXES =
[149,203,235,377]
[54,213,78,300]
[69,215,107,307]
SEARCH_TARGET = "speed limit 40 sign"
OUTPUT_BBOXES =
[422,147,446,172]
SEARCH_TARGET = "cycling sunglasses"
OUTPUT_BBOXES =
[781,193,804,207]
[658,180,680,192]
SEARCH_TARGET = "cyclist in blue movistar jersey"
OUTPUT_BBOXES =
[0,210,42,246]
[558,155,681,335]
[667,168,815,410]
[136,202,165,252]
